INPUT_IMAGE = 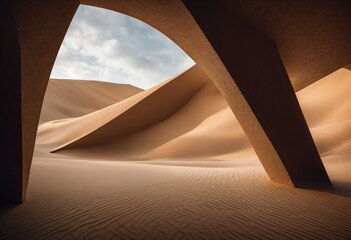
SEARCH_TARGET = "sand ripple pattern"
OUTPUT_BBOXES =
[1,167,351,240]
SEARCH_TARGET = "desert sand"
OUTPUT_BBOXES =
[1,65,350,239]
[39,79,142,123]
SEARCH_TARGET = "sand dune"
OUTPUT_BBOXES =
[296,68,351,128]
[36,66,254,161]
[36,66,209,152]
[36,66,351,163]
[13,65,349,240]
[39,79,142,123]
[296,67,351,158]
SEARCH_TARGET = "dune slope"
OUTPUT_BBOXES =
[36,67,351,163]
[39,79,142,123]
[296,67,351,158]
[36,66,210,152]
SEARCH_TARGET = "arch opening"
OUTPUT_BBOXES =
[2,0,341,204]
[36,4,258,166]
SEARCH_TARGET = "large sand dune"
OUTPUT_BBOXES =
[37,65,254,161]
[36,65,351,163]
[297,68,351,159]
[2,65,350,239]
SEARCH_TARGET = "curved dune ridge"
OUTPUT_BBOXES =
[4,65,349,239]
[39,79,142,123]
[36,66,210,152]
[36,65,351,162]
[36,65,253,159]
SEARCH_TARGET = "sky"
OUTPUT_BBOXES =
[50,5,195,89]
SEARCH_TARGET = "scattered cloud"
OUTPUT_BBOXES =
[50,5,195,89]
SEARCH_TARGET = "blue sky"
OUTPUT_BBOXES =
[50,5,195,89]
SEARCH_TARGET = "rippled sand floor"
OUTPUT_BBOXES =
[1,157,350,240]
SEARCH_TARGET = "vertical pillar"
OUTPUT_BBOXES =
[1,0,79,203]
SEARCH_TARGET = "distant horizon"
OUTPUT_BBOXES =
[50,4,195,90]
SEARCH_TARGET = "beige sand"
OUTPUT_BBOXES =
[1,66,350,239]
[36,66,351,163]
[36,65,254,161]
[39,79,142,123]
[297,68,351,159]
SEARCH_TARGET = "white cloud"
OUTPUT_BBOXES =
[50,4,195,89]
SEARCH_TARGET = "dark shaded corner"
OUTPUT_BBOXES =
[0,0,23,204]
